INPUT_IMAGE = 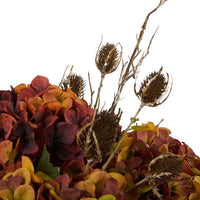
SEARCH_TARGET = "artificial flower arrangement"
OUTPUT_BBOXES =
[1,1,200,200]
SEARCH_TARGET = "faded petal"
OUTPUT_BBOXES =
[55,122,77,145]
[31,76,49,92]
[0,140,13,164]
[14,185,35,200]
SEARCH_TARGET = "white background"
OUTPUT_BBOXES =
[1,1,200,155]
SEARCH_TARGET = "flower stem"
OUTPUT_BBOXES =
[93,73,105,110]
[134,177,148,188]
[84,73,105,173]
[102,104,144,170]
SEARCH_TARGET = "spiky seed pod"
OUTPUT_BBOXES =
[148,153,183,185]
[87,109,121,163]
[134,67,172,107]
[61,73,86,98]
[95,42,122,74]
[147,153,183,199]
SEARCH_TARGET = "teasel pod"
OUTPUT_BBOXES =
[134,153,183,199]
[78,109,121,164]
[61,73,86,98]
[148,153,183,199]
[95,41,122,75]
[148,153,183,184]
[88,109,121,163]
[134,67,172,107]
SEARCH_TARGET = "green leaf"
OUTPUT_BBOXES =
[36,145,60,179]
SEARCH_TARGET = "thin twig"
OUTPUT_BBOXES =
[67,65,74,88]
[88,72,95,106]
[133,26,159,80]
[58,65,69,87]
[93,74,105,110]
[109,0,167,112]
[92,131,102,162]
[76,121,92,148]
[84,73,106,172]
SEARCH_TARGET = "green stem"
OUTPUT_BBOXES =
[102,104,144,170]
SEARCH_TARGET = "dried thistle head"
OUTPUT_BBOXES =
[147,153,183,199]
[61,73,86,98]
[134,67,172,107]
[148,153,183,184]
[86,109,121,163]
[95,41,122,74]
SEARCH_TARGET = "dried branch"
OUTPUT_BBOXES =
[104,0,169,170]
[128,0,167,76]
[133,26,159,80]
[109,0,167,112]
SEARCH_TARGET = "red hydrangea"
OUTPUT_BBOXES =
[0,76,93,166]
[1,76,200,200]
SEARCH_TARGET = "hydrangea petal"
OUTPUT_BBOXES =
[14,185,35,200]
[0,189,13,200]
[0,117,13,140]
[109,172,127,190]
[14,83,27,94]
[98,195,116,200]
[7,176,23,191]
[0,140,13,164]
[55,174,70,191]
[88,171,110,191]
[28,96,43,116]
[62,160,85,181]
[132,122,157,133]
[74,180,96,197]
[117,147,129,162]
[59,188,84,200]
[55,122,77,145]
[34,105,52,124]
[21,156,34,173]
[31,76,49,92]
[43,92,57,104]
[193,176,200,192]
[189,193,200,200]
[102,178,122,199]
[137,130,156,145]
[61,97,73,110]
[13,168,31,185]
[117,134,134,150]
